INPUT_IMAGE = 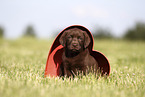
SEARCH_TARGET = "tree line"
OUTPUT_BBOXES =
[0,25,36,38]
[92,22,145,40]
[0,22,145,41]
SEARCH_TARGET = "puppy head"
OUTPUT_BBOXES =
[59,28,90,52]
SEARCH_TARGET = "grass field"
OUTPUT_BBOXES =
[0,38,145,97]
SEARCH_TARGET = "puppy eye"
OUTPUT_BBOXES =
[67,36,72,39]
[78,36,83,40]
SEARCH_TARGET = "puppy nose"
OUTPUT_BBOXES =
[72,43,78,47]
[72,38,78,47]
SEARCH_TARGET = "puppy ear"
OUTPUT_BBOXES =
[83,31,90,48]
[59,31,67,47]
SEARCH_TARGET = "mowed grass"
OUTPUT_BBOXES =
[0,38,145,97]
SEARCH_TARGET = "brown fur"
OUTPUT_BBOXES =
[59,28,98,77]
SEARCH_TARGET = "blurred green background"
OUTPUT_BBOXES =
[0,1,145,97]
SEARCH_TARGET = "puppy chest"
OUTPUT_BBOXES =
[64,61,86,70]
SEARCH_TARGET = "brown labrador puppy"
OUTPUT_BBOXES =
[59,28,98,77]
